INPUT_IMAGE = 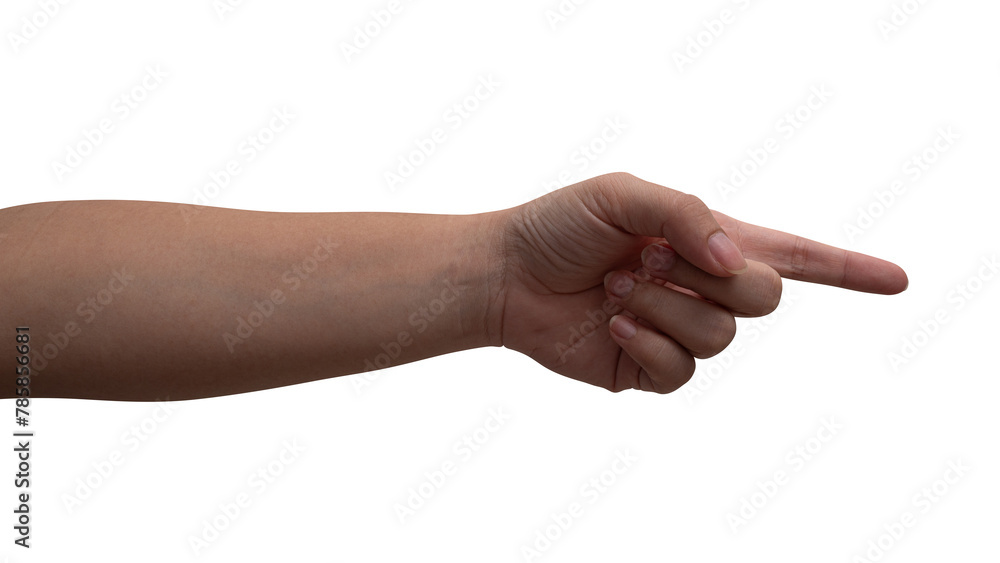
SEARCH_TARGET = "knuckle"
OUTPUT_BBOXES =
[580,173,633,218]
[607,171,638,183]
[789,235,809,277]
[627,278,660,311]
[594,171,638,192]
[753,266,783,316]
[645,342,673,376]
[679,354,696,382]
[654,354,696,394]
[693,310,737,359]
[674,192,708,216]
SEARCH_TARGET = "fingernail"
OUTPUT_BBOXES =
[605,271,634,298]
[642,243,676,274]
[708,232,748,274]
[610,315,636,339]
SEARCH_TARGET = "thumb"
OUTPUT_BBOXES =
[584,173,747,277]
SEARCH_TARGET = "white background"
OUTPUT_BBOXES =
[1,0,998,561]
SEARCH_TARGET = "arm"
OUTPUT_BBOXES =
[1,173,907,400]
[1,200,505,400]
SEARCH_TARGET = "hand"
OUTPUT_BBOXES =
[493,173,907,393]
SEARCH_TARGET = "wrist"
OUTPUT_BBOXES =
[465,208,512,349]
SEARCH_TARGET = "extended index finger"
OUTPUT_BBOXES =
[712,211,908,295]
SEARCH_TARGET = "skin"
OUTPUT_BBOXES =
[0,172,906,401]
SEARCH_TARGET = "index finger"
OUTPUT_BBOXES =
[711,211,908,295]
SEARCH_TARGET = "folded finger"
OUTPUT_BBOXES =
[640,243,782,317]
[607,314,695,394]
[604,270,737,359]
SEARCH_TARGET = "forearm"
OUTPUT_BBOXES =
[0,200,507,401]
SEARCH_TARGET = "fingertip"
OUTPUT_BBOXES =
[870,257,909,295]
[845,252,910,295]
[889,264,909,294]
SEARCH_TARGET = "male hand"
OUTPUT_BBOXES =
[494,173,907,393]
